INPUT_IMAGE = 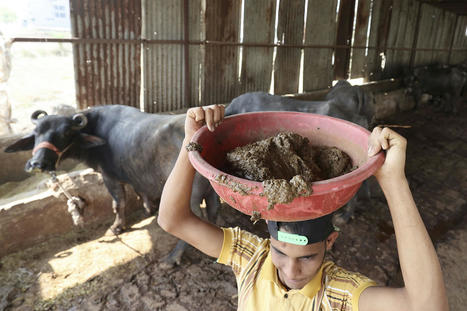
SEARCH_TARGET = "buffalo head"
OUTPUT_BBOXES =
[4,110,105,173]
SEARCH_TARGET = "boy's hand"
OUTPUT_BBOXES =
[185,104,225,140]
[368,127,407,182]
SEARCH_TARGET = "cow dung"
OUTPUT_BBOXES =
[185,142,203,152]
[225,132,354,209]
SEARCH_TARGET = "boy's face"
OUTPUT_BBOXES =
[270,231,338,290]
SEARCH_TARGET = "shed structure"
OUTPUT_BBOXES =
[10,0,467,112]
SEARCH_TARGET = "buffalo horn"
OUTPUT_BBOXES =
[31,110,48,124]
[72,113,88,130]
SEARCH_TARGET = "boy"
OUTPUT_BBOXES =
[158,104,448,311]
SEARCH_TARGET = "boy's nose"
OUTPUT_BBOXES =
[283,259,300,279]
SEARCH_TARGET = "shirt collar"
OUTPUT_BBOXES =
[259,249,325,299]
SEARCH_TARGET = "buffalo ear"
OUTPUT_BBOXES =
[4,134,35,152]
[79,133,106,149]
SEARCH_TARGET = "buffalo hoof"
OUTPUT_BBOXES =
[109,224,125,235]
[160,240,188,268]
[143,202,156,216]
[159,254,183,269]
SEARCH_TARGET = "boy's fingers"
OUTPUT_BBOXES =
[204,107,215,131]
[205,104,225,129]
[382,128,395,150]
[187,107,202,122]
[382,127,407,151]
[219,104,225,122]
[369,127,406,157]
[379,134,390,151]
[212,105,222,126]
[187,105,226,132]
[368,127,383,156]
[194,107,206,123]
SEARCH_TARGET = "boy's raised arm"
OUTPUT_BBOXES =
[157,105,225,258]
[359,127,448,311]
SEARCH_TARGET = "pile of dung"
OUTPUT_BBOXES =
[225,132,354,209]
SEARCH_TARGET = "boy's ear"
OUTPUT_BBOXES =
[79,133,106,149]
[4,134,35,152]
[325,231,339,251]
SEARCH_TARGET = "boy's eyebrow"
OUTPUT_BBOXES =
[271,245,286,255]
[271,245,318,259]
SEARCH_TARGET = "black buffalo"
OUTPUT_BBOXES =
[226,80,375,129]
[225,81,375,224]
[4,104,220,265]
[404,64,467,113]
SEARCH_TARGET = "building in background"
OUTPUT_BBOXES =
[20,0,70,32]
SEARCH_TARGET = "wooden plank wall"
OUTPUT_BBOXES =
[363,0,383,81]
[334,0,356,80]
[303,0,338,91]
[413,3,457,66]
[367,0,465,79]
[450,15,467,64]
[273,1,306,94]
[84,0,466,112]
[350,0,371,79]
[240,0,276,94]
[383,0,419,77]
[202,1,242,106]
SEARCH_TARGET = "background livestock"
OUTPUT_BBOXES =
[226,81,375,129]
[225,81,375,224]
[404,64,467,112]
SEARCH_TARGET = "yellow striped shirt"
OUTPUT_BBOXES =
[217,227,376,311]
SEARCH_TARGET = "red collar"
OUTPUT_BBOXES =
[32,141,61,156]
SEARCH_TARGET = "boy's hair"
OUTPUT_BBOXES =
[267,213,335,245]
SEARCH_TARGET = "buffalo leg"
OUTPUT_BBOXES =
[205,189,221,224]
[162,175,216,267]
[162,196,204,266]
[334,180,370,226]
[102,173,127,234]
[413,88,423,109]
[443,93,456,113]
[137,192,157,215]
[163,240,189,267]
[162,189,211,267]
[431,96,444,112]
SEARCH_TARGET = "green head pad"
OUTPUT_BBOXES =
[267,214,335,246]
[277,231,308,245]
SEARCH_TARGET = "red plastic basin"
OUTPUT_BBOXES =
[188,111,384,221]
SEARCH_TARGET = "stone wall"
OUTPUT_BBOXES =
[0,169,140,257]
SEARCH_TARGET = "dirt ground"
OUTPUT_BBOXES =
[0,101,466,311]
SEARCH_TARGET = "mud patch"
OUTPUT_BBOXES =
[250,211,261,223]
[214,174,253,195]
[185,142,202,152]
[225,132,353,209]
